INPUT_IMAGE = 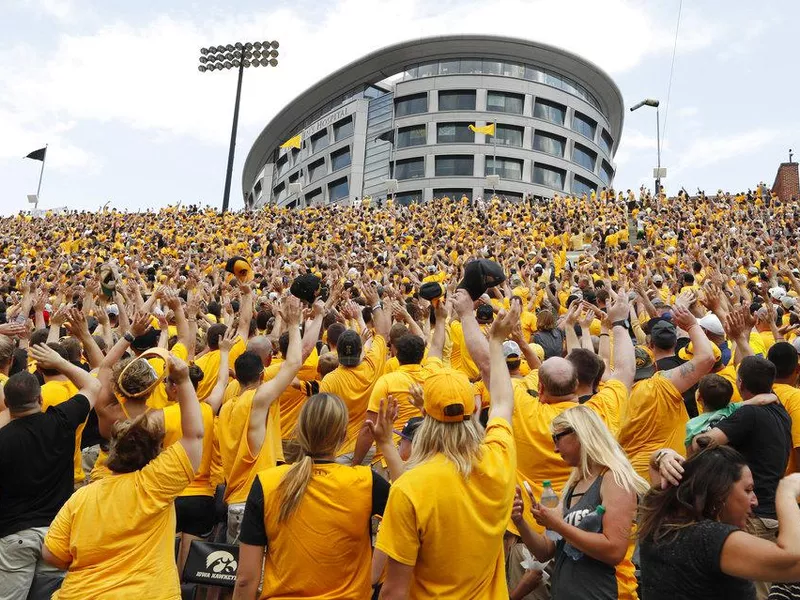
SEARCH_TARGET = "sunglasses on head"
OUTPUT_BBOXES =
[551,428,575,444]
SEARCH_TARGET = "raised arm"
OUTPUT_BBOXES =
[65,308,104,369]
[661,306,716,394]
[168,354,204,471]
[487,300,520,424]
[29,344,101,407]
[236,284,254,342]
[454,291,491,385]
[204,328,237,415]
[363,283,390,340]
[605,292,635,390]
[724,306,755,368]
[301,300,326,362]
[427,300,449,361]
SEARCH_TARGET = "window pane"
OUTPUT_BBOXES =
[328,177,349,201]
[308,159,326,182]
[311,129,329,153]
[273,182,286,203]
[573,143,597,171]
[600,130,614,154]
[491,190,524,202]
[276,154,289,176]
[394,158,425,180]
[333,117,354,141]
[395,93,428,117]
[495,125,523,147]
[437,123,474,144]
[439,60,461,75]
[485,157,522,180]
[533,131,565,157]
[487,91,524,114]
[501,62,525,78]
[533,164,565,189]
[572,112,597,140]
[439,90,476,111]
[417,62,437,77]
[397,125,426,148]
[435,156,474,176]
[331,147,351,171]
[572,175,597,196]
[483,59,502,75]
[600,161,614,185]
[305,188,322,206]
[534,99,565,125]
[462,59,482,74]
[433,189,471,200]
[525,65,545,83]
[395,190,423,206]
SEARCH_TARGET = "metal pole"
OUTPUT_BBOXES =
[221,60,245,213]
[36,143,48,204]
[492,121,497,197]
[655,107,661,196]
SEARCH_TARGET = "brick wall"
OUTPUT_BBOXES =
[773,162,800,201]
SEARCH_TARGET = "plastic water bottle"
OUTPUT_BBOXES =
[563,505,606,560]
[541,481,562,541]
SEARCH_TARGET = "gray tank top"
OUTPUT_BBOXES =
[550,474,620,600]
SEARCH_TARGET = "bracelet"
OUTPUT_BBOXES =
[599,333,610,338]
[372,303,382,312]
[123,332,135,343]
[653,449,669,468]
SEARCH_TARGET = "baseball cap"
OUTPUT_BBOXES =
[423,368,476,423]
[336,330,363,367]
[792,338,800,355]
[650,320,677,348]
[678,341,723,363]
[698,313,725,336]
[394,416,424,441]
[652,299,667,309]
[502,340,521,361]
[781,295,796,310]
[476,304,494,324]
[769,286,787,300]
[748,266,759,275]
[652,274,663,283]
[107,303,120,316]
[225,256,253,283]
[457,259,506,301]
[634,346,656,381]
[290,273,321,305]
[419,282,444,302]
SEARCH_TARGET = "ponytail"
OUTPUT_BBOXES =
[277,453,314,522]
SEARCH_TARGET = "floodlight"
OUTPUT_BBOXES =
[271,41,279,48]
[198,65,207,72]
[269,58,278,67]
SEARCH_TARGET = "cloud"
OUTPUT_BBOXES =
[673,128,781,173]
[676,106,699,118]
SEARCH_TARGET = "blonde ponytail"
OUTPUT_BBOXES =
[277,454,314,522]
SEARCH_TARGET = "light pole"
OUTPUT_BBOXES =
[629,98,662,195]
[199,40,279,213]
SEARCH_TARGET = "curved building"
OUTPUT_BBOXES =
[242,35,624,208]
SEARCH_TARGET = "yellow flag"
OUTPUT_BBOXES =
[280,134,302,149]
[469,123,495,136]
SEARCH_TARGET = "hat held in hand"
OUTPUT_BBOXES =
[225,256,253,283]
[419,282,445,305]
[290,273,322,305]
[458,259,506,301]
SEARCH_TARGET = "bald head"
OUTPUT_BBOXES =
[539,357,578,400]
[247,335,274,366]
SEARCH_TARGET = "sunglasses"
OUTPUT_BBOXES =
[551,428,575,444]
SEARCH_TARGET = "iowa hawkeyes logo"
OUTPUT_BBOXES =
[206,550,238,574]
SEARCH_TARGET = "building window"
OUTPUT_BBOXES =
[433,188,472,200]
[328,177,349,201]
[495,124,524,148]
[308,158,326,183]
[438,90,476,111]
[276,154,289,176]
[397,125,426,148]
[333,116,354,141]
[485,157,523,180]
[600,160,614,185]
[273,182,287,203]
[572,174,597,196]
[435,155,474,177]
[572,143,597,172]
[483,60,503,75]
[533,131,566,157]
[439,60,461,75]
[533,164,566,189]
[487,91,524,114]
[490,190,524,202]
[394,190,423,205]
[437,123,474,144]
[305,187,322,206]
[572,111,597,141]
[534,99,566,125]
[393,157,425,180]
[331,147,351,171]
[289,171,300,183]
[461,59,482,74]
[600,130,614,154]
[395,93,428,117]
[417,62,438,78]
[254,180,262,196]
[311,129,329,153]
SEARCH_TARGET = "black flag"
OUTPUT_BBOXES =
[375,130,394,145]
[25,147,47,161]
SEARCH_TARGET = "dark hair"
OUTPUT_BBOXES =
[638,445,748,543]
[326,323,346,348]
[106,413,165,473]
[206,301,222,320]
[698,374,734,412]
[207,324,227,351]
[256,310,271,331]
[738,355,776,395]
[188,364,205,389]
[39,342,69,377]
[235,351,264,386]
[567,348,605,389]
[60,337,83,363]
[768,342,799,380]
[278,331,290,357]
[395,334,426,365]
[30,328,50,347]
[3,371,42,412]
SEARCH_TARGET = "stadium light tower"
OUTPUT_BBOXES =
[199,40,279,213]
[630,98,663,195]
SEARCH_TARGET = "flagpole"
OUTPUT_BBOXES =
[492,121,497,197]
[390,107,396,205]
[36,143,48,202]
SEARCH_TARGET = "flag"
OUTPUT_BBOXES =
[375,129,395,144]
[469,124,495,136]
[280,134,302,150]
[25,147,47,161]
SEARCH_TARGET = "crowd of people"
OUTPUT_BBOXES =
[1,184,800,600]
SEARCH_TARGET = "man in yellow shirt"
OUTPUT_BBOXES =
[377,291,518,599]
[767,342,800,473]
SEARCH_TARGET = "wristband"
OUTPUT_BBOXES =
[372,303,382,312]
[123,332,135,343]
[611,319,629,329]
[599,333,610,338]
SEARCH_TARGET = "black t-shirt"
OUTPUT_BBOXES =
[640,520,754,600]
[0,394,90,538]
[716,403,792,519]
[239,464,390,546]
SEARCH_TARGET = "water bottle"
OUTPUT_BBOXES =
[563,505,606,560]
[540,481,561,541]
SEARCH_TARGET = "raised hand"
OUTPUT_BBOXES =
[671,305,697,331]
[279,296,302,327]
[219,326,240,352]
[130,311,152,337]
[490,302,521,341]
[452,289,475,319]
[29,343,69,372]
[364,396,399,446]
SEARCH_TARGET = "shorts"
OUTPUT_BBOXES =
[175,495,216,537]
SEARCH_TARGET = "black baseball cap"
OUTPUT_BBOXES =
[394,416,423,441]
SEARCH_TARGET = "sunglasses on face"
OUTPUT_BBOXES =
[551,428,575,445]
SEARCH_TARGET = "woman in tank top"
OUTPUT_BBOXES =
[510,405,649,599]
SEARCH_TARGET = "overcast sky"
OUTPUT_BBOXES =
[1,0,796,215]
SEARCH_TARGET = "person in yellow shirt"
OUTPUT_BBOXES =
[233,392,390,600]
[767,342,800,474]
[42,353,204,600]
[217,297,304,544]
[376,291,518,600]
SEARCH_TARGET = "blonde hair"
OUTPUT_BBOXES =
[277,393,348,522]
[551,405,649,495]
[0,335,14,367]
[112,357,158,400]
[406,417,485,479]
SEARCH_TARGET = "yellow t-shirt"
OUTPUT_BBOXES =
[163,402,217,497]
[44,443,194,600]
[319,335,388,456]
[587,380,629,437]
[618,375,687,480]
[375,418,516,599]
[383,356,399,375]
[251,463,375,599]
[774,383,800,474]
[146,342,188,409]
[261,349,319,439]
[448,320,483,381]
[215,388,283,504]
[194,348,221,401]
[42,379,85,485]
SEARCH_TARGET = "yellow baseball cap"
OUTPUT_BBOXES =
[423,368,475,423]
[678,342,722,362]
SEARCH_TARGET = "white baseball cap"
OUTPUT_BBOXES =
[502,340,521,359]
[698,313,725,336]
[769,286,787,300]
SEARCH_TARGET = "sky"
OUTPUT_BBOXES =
[1,0,796,215]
